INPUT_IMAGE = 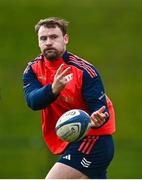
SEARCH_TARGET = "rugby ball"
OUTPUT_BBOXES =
[55,109,91,142]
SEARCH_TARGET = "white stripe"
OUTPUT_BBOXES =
[82,158,91,164]
[99,93,105,100]
[80,158,92,168]
[23,83,30,88]
[82,159,91,166]
[81,161,89,168]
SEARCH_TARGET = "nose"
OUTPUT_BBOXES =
[46,38,52,46]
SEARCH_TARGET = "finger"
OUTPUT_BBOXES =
[91,114,103,123]
[104,112,109,118]
[90,119,98,127]
[91,116,105,128]
[98,106,106,113]
[91,118,102,127]
[91,112,106,126]
[58,67,71,80]
[55,64,64,77]
[91,106,105,118]
[95,112,105,120]
[95,112,108,120]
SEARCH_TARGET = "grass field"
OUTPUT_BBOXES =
[0,0,142,178]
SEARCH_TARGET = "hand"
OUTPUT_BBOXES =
[52,64,73,95]
[90,106,109,128]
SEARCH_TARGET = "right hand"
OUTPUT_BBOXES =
[52,64,73,95]
[90,106,109,128]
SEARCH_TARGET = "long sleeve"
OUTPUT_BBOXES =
[23,64,58,110]
[82,67,109,117]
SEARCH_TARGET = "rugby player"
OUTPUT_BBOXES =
[23,17,115,179]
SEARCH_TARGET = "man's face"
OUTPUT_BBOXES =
[38,26,68,60]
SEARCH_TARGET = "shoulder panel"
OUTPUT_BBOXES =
[68,52,97,78]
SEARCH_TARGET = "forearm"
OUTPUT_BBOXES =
[25,84,58,110]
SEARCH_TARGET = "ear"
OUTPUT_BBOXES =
[64,34,69,45]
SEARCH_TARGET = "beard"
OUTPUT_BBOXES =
[43,48,62,61]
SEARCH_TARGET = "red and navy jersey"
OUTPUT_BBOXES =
[23,51,115,155]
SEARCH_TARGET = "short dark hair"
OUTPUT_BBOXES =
[35,17,69,35]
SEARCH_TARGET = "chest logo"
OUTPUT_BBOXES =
[38,75,46,81]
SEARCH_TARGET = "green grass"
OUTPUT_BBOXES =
[0,0,142,178]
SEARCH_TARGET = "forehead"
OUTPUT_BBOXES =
[38,26,63,36]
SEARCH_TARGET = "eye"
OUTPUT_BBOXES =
[50,34,58,40]
[40,36,47,41]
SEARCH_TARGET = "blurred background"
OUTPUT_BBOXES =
[0,0,142,178]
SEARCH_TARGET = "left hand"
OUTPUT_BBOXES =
[90,106,109,128]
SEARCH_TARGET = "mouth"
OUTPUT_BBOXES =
[43,48,54,54]
[44,48,57,55]
[44,48,56,51]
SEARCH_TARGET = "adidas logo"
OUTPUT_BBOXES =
[62,154,71,160]
[81,158,92,168]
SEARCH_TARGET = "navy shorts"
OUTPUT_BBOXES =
[58,135,114,179]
